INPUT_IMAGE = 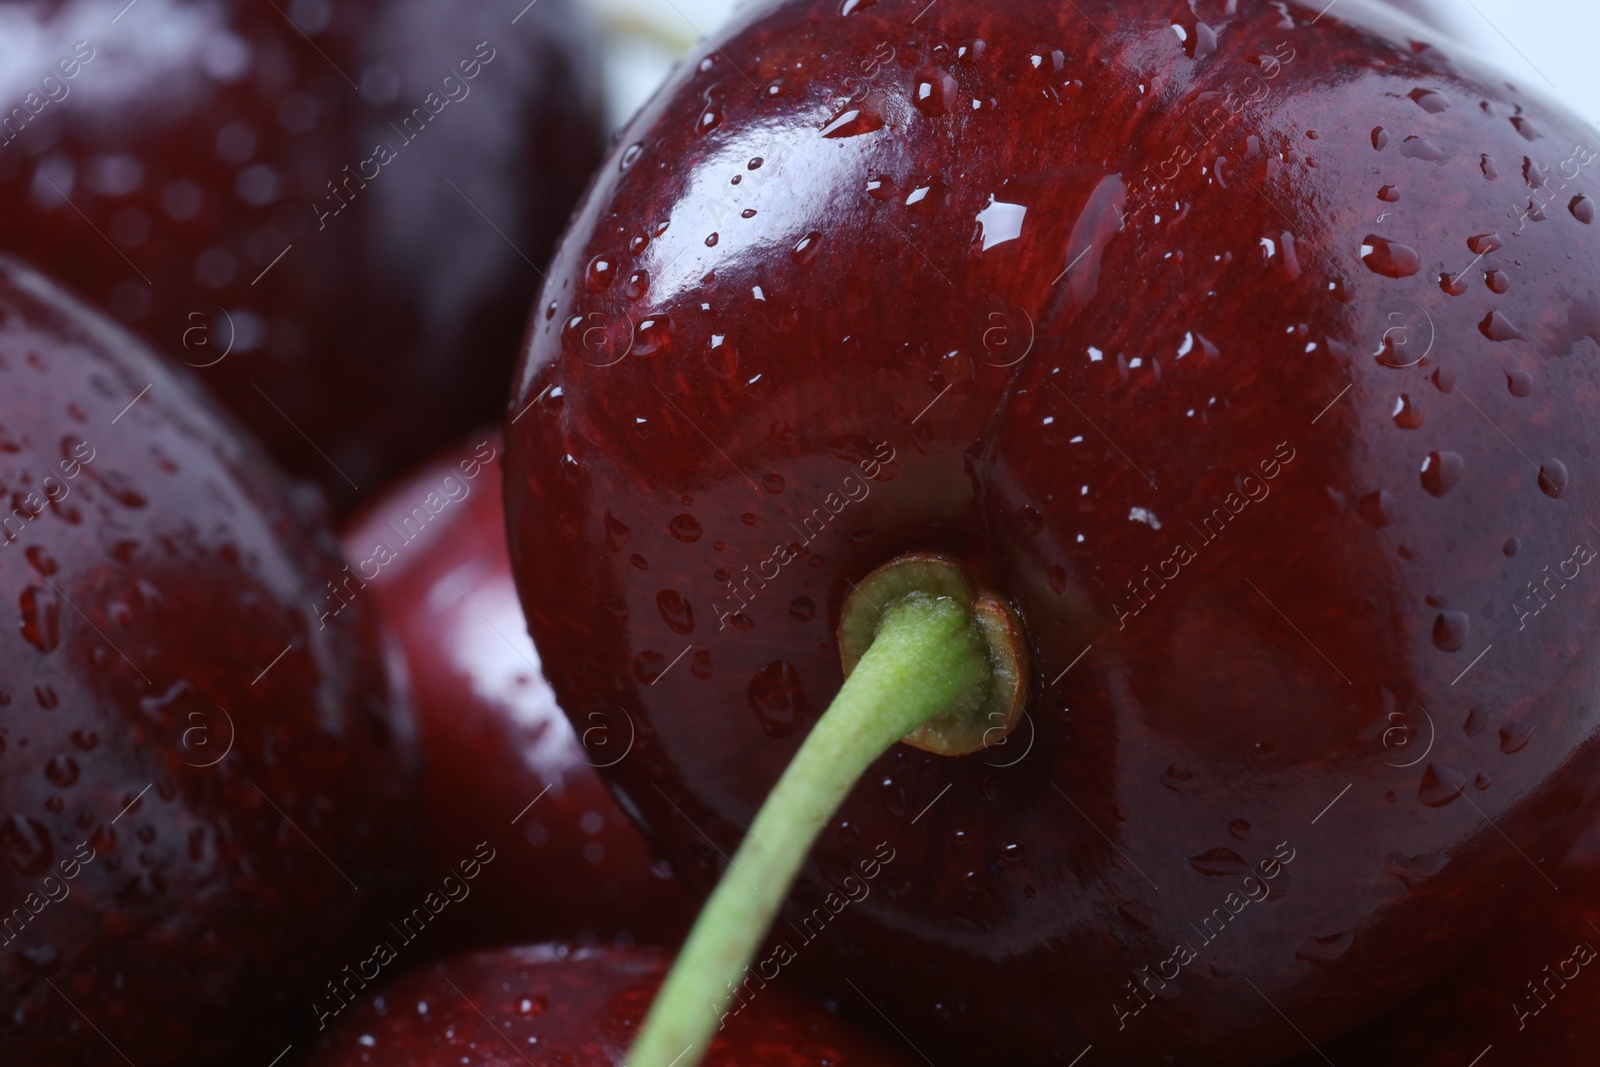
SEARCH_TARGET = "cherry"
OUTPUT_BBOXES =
[303,942,916,1067]
[505,0,1600,1063]
[341,432,693,953]
[0,0,602,511]
[0,256,420,1063]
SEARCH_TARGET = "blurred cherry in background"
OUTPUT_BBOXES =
[0,255,422,1065]
[343,432,692,954]
[0,0,603,512]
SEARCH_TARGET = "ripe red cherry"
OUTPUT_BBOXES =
[0,0,602,510]
[0,256,420,1063]
[342,433,692,952]
[505,0,1600,1062]
[303,942,916,1067]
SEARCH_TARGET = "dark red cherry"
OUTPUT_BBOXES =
[0,255,420,1064]
[505,0,1600,1063]
[0,0,602,511]
[302,943,915,1067]
[341,432,693,953]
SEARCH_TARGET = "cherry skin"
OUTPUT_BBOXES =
[341,432,693,953]
[0,0,602,511]
[505,0,1600,1062]
[0,255,420,1064]
[1291,838,1600,1066]
[303,942,916,1067]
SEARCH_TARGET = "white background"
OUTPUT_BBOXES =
[591,0,1600,136]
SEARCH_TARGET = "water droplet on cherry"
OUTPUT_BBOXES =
[1361,235,1420,278]
[0,814,53,874]
[1479,310,1522,341]
[1420,450,1462,496]
[1189,847,1248,876]
[1466,232,1502,254]
[19,585,60,654]
[602,512,630,553]
[1538,458,1568,498]
[1384,850,1448,890]
[1500,719,1533,753]
[1431,611,1469,651]
[1392,394,1423,429]
[913,69,958,116]
[44,756,78,788]
[632,315,672,357]
[695,105,723,136]
[656,590,694,634]
[748,661,808,737]
[1296,931,1355,967]
[1358,490,1396,528]
[668,515,701,542]
[1407,87,1449,113]
[585,255,616,292]
[1418,762,1467,806]
[791,231,823,266]
[821,96,886,138]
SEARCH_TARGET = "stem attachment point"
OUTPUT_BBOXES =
[839,551,1030,756]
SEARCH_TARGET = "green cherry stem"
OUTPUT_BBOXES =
[627,553,1028,1067]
